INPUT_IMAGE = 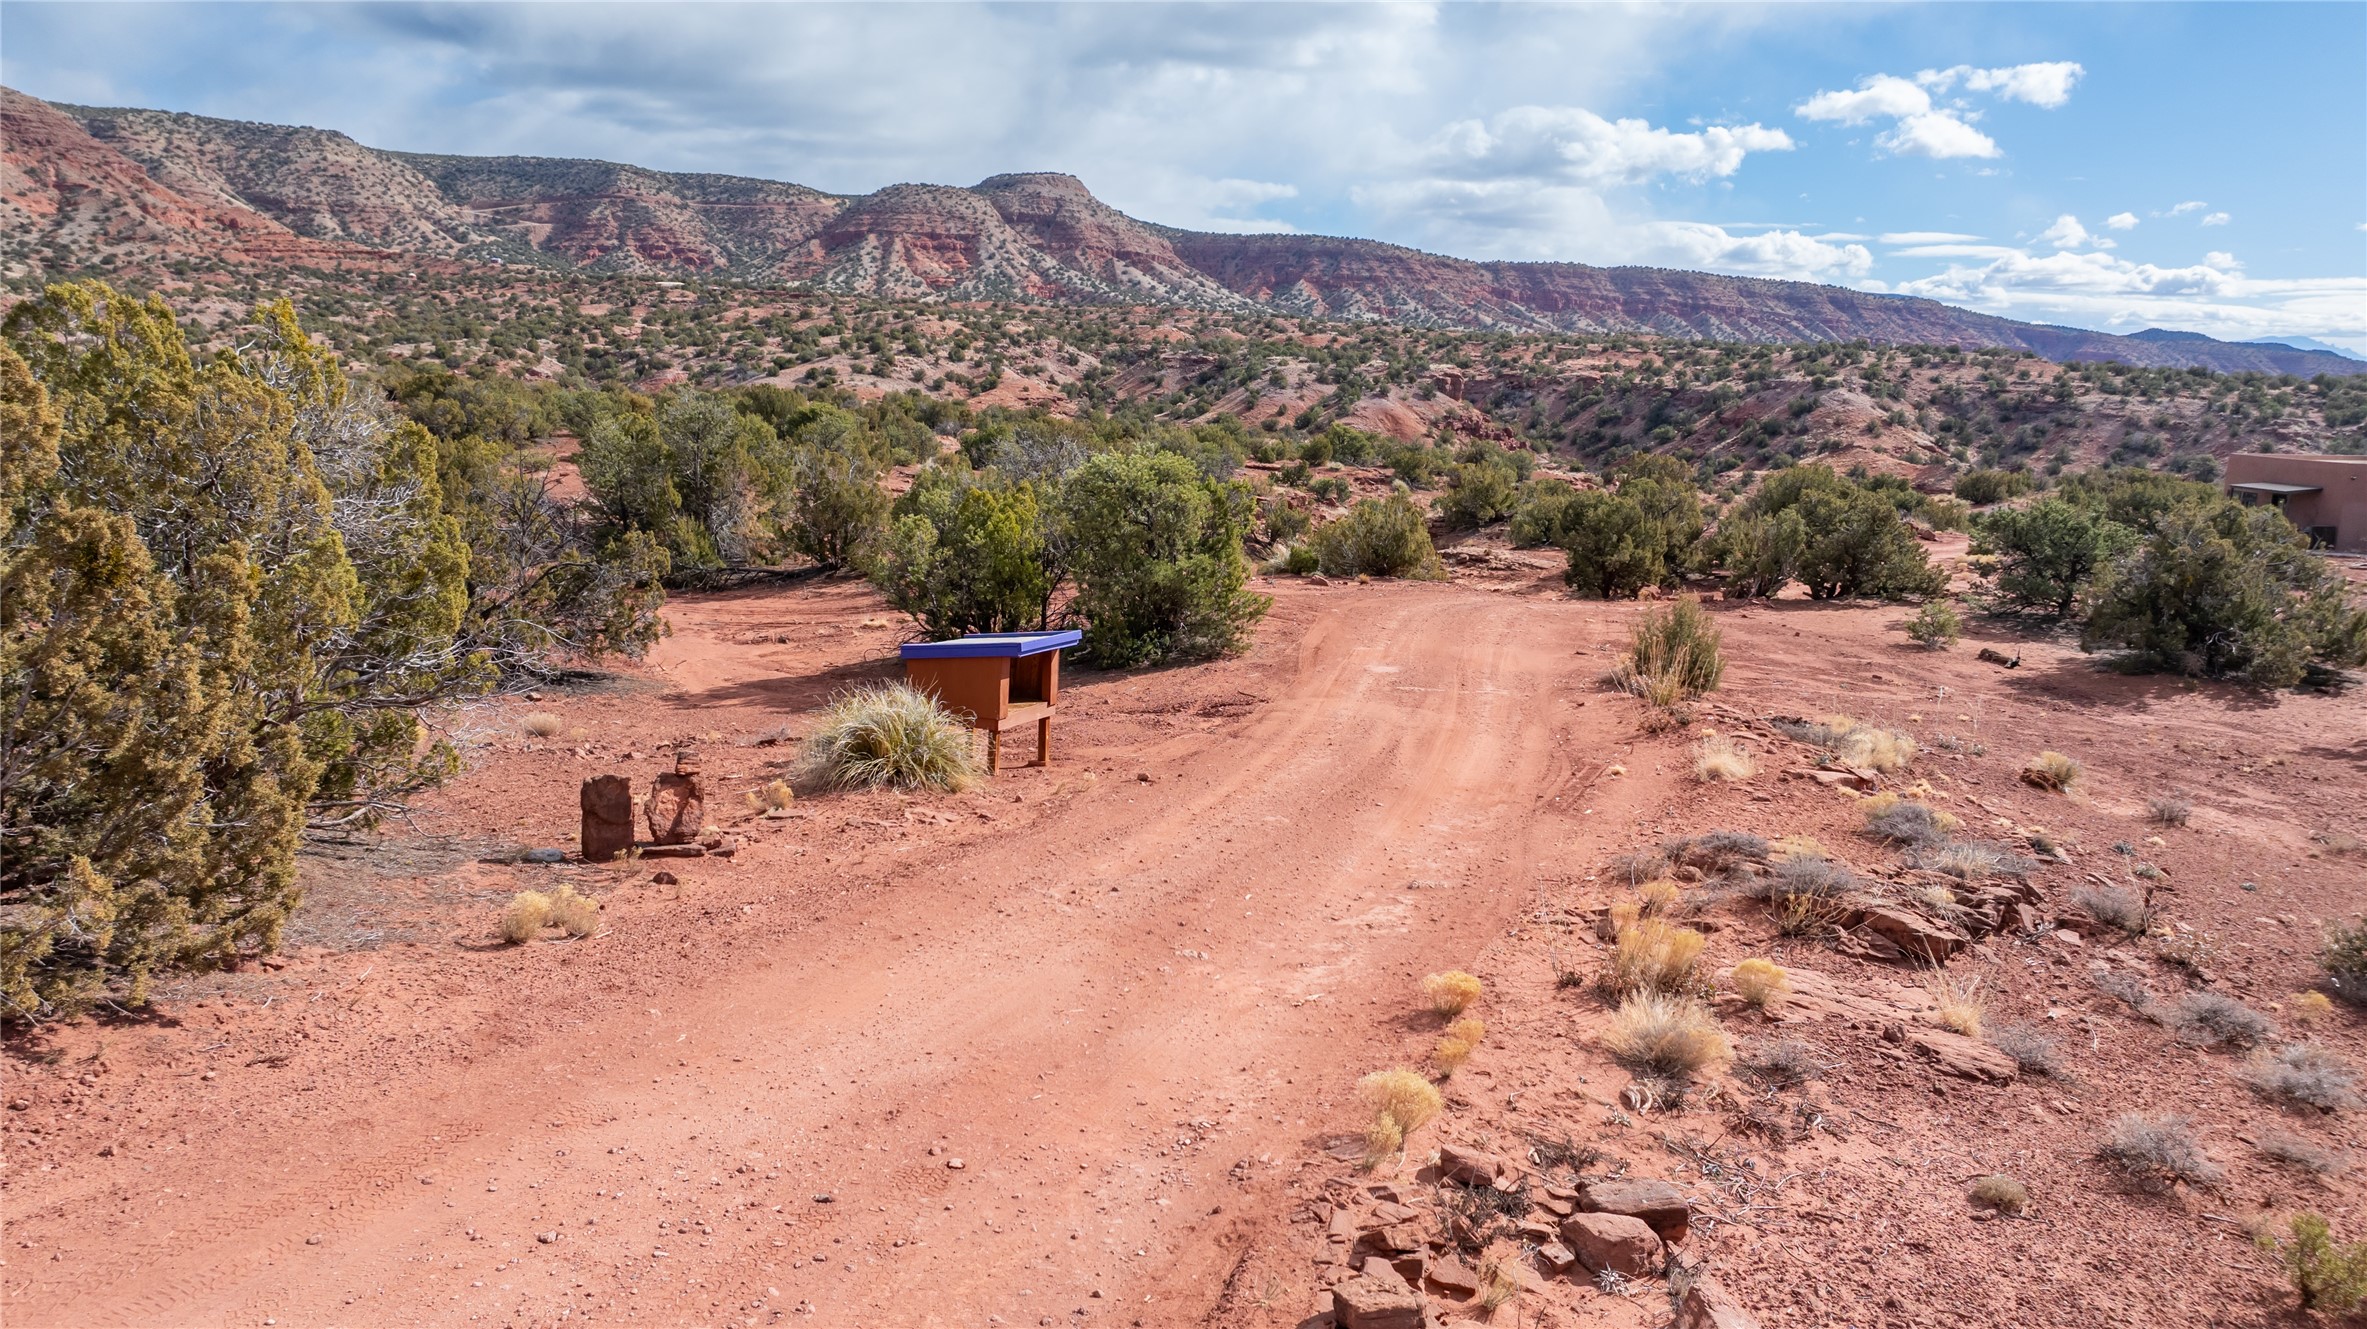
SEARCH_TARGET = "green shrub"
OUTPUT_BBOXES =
[1437,454,1520,530]
[1905,600,1961,649]
[802,682,980,792]
[2080,500,2367,687]
[1560,490,1665,598]
[1719,466,1942,601]
[1954,468,2033,506]
[873,469,1053,638]
[1261,496,1311,545]
[2255,1213,2367,1313]
[783,441,890,569]
[1059,450,1269,666]
[1975,498,2136,618]
[1507,480,1582,548]
[2,284,488,1017]
[1308,492,1443,579]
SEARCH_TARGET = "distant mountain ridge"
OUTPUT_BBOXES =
[6,86,2359,377]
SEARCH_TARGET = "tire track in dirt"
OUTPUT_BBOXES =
[13,584,1651,1328]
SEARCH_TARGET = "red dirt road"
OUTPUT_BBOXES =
[6,581,1654,1328]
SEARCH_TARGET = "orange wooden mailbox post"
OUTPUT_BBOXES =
[899,629,1082,774]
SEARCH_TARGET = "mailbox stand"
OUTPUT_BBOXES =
[899,629,1082,774]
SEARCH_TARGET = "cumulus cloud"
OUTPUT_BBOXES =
[1422,106,1791,187]
[1879,112,2000,160]
[1893,246,2365,344]
[2164,201,2209,216]
[2201,211,2231,226]
[2105,212,2139,230]
[1796,74,1932,126]
[1799,60,2079,159]
[2037,214,2114,250]
[1917,62,2085,108]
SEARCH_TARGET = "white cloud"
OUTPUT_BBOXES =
[1893,247,2365,344]
[2201,211,2231,227]
[2037,214,2114,250]
[1918,61,2085,108]
[2164,201,2208,216]
[1877,111,1999,160]
[1422,106,1791,188]
[1797,74,1931,126]
[2105,211,2138,230]
[1797,66,2061,159]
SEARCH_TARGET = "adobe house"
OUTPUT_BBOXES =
[2223,453,2367,552]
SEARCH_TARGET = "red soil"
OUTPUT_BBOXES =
[5,567,2362,1329]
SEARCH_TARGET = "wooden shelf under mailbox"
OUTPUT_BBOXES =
[898,630,1082,773]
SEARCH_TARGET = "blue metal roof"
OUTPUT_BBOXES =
[899,629,1082,660]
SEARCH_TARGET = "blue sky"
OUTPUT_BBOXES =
[7,2,2363,349]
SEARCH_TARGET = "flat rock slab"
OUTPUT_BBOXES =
[1561,1211,1664,1277]
[1332,1272,1425,1329]
[1579,1179,1691,1241]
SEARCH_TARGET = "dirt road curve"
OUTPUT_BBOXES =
[12,584,1644,1328]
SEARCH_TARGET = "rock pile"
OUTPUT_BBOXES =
[1314,1149,1761,1328]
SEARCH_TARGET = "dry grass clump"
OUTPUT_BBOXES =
[1433,1017,1488,1076]
[1605,992,1732,1078]
[546,885,600,938]
[1603,851,1669,887]
[2325,918,2367,1008]
[1728,958,1790,1010]
[1692,736,1757,782]
[1423,970,1484,1017]
[1968,1174,2030,1216]
[1636,879,1683,917]
[2245,1044,2362,1113]
[1476,1253,1524,1313]
[1607,595,1725,706]
[1738,1038,1817,1087]
[1772,834,1827,862]
[2146,795,2193,827]
[2093,970,2156,1016]
[2170,991,2275,1049]
[1760,851,1855,937]
[1863,798,1954,847]
[744,778,795,813]
[521,711,566,739]
[1358,1068,1444,1167]
[1923,969,1988,1038]
[802,682,980,792]
[1776,715,1918,772]
[501,890,552,943]
[1987,1023,2064,1077]
[1604,918,1708,998]
[2293,991,2335,1023]
[2097,1113,2221,1193]
[1667,830,1770,872]
[1912,840,2036,882]
[2021,750,2081,792]
[2071,882,2153,936]
[2256,1129,2348,1176]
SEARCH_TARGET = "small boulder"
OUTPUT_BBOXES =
[1331,1271,1425,1329]
[1578,1178,1691,1241]
[1676,1273,1763,1329]
[1533,1241,1577,1276]
[1438,1142,1506,1189]
[1560,1212,1664,1277]
[1422,1258,1482,1299]
[645,767,703,846]
[579,774,634,862]
[1848,905,1968,964]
